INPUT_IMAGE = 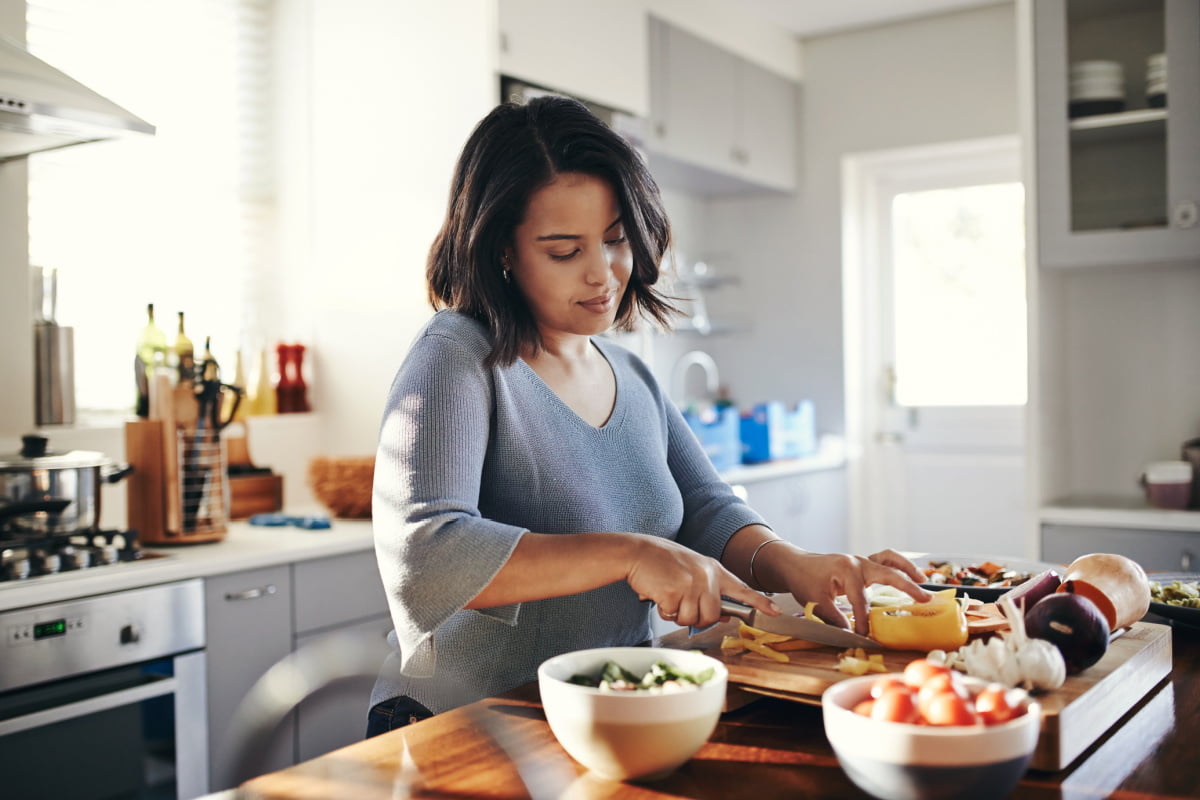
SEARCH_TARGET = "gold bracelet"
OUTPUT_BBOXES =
[749,538,787,590]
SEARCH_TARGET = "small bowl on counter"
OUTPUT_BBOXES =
[537,646,727,781]
[823,673,1041,800]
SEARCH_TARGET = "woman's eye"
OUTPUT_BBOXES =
[604,235,627,246]
[549,250,579,262]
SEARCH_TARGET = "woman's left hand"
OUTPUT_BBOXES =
[761,546,932,636]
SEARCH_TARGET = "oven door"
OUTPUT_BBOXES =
[0,650,207,800]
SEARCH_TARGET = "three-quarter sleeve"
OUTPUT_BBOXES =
[373,329,527,678]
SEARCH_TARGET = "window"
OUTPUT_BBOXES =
[26,0,275,413]
[890,181,1027,407]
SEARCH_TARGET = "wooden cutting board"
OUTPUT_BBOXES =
[665,619,1173,772]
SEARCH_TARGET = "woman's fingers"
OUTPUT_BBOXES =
[868,549,930,586]
[864,558,933,603]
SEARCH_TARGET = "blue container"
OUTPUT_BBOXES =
[740,401,816,464]
[683,405,742,472]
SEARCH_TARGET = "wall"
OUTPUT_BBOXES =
[283,0,499,457]
[703,3,1018,438]
[0,0,499,524]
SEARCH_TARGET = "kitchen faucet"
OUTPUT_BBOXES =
[671,350,720,405]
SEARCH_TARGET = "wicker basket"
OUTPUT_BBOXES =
[307,456,375,519]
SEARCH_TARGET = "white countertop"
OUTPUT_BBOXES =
[720,435,846,484]
[1041,497,1200,533]
[0,519,375,613]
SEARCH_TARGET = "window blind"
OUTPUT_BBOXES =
[26,0,275,412]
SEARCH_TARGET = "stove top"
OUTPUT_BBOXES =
[0,528,167,583]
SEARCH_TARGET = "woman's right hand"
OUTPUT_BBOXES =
[624,536,780,628]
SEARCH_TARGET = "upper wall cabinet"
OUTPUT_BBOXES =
[1032,0,1200,268]
[645,17,798,195]
[498,0,649,116]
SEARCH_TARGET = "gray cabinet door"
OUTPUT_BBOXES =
[293,549,389,635]
[293,614,394,762]
[737,469,849,554]
[1032,0,1200,268]
[205,564,294,790]
[659,21,739,173]
[1042,523,1200,572]
[737,58,798,192]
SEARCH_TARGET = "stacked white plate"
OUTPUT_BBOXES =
[1069,60,1126,117]
[1146,52,1167,107]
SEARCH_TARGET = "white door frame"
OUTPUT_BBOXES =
[842,135,1022,557]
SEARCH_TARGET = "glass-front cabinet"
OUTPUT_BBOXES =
[1032,0,1200,268]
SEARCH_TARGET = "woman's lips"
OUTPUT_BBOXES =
[579,292,617,313]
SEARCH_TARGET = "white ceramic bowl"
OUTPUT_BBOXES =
[823,674,1041,800]
[537,646,727,781]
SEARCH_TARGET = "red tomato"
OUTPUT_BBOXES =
[916,671,969,716]
[869,675,909,699]
[922,691,982,726]
[975,684,1026,725]
[853,698,876,717]
[902,659,950,690]
[871,687,920,724]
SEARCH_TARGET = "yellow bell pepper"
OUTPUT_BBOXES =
[868,589,969,651]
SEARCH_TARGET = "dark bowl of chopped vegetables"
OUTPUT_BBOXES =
[537,647,727,781]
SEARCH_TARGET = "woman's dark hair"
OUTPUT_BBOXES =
[427,95,679,366]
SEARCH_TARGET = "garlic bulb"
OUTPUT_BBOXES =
[930,596,1065,692]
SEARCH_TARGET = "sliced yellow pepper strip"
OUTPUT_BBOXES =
[737,620,792,644]
[867,588,968,651]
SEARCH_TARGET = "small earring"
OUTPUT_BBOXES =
[503,268,512,284]
[501,254,512,284]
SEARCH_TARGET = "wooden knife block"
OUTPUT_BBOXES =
[125,419,228,545]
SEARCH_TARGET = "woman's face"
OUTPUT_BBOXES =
[508,172,632,340]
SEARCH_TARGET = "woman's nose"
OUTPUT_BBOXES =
[585,250,613,285]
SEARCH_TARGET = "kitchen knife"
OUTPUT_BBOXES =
[719,597,885,650]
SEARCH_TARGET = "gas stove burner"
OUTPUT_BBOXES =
[31,550,61,575]
[0,527,168,582]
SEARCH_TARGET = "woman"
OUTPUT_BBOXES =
[367,96,929,736]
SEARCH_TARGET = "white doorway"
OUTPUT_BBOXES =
[843,137,1029,558]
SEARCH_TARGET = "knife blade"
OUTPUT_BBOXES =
[719,597,885,650]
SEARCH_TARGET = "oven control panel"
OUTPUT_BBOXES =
[7,614,88,646]
[0,579,204,693]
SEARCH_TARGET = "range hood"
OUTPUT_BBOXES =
[0,33,154,162]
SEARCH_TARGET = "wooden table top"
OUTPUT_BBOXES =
[238,618,1199,800]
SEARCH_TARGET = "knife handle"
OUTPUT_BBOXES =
[719,597,754,622]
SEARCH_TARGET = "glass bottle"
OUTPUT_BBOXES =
[247,346,276,416]
[174,311,195,385]
[275,343,296,413]
[134,303,167,417]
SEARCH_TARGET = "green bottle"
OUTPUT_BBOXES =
[135,303,168,417]
[174,311,195,384]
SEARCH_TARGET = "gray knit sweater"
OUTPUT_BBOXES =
[370,310,765,714]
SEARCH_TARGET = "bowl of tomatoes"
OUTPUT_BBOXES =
[822,659,1041,800]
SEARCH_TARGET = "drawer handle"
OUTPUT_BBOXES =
[1182,551,1194,572]
[225,584,277,602]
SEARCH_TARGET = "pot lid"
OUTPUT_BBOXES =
[0,434,113,470]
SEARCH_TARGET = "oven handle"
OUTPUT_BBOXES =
[0,673,178,737]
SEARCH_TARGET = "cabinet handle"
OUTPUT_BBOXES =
[1182,551,1194,572]
[225,584,277,602]
[1174,202,1198,229]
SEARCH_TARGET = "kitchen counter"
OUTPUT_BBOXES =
[0,518,374,612]
[719,435,846,485]
[1042,499,1200,532]
[236,622,1199,800]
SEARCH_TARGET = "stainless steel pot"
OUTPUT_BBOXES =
[0,435,132,535]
